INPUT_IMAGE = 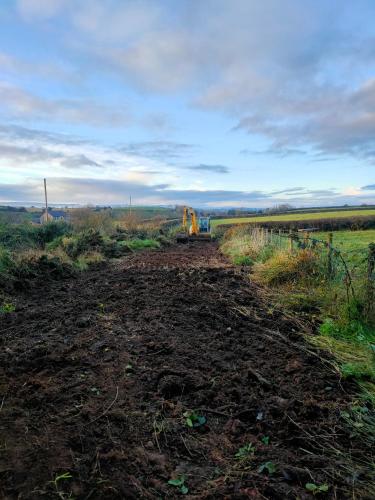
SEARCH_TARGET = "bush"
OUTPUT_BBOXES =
[70,208,113,234]
[0,247,15,275]
[61,229,104,258]
[0,221,71,251]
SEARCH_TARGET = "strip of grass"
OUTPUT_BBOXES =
[212,209,375,227]
[121,238,160,251]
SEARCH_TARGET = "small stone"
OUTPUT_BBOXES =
[76,316,91,328]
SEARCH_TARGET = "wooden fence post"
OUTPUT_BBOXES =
[288,229,293,253]
[304,231,310,249]
[278,229,282,248]
[366,243,375,317]
[270,228,273,245]
[327,232,333,279]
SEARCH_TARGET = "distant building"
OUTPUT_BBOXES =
[39,209,70,224]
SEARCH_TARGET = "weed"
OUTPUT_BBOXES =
[48,472,73,499]
[235,443,256,460]
[0,302,15,313]
[258,461,276,475]
[261,436,270,445]
[305,482,329,494]
[183,411,206,428]
[168,475,189,495]
[125,363,134,374]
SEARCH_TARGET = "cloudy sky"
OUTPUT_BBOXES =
[0,0,375,207]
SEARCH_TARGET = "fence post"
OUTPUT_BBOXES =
[270,228,273,245]
[278,229,282,248]
[288,229,293,253]
[304,231,310,249]
[265,228,268,244]
[366,243,375,317]
[327,232,333,279]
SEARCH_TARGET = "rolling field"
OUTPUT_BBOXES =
[211,208,375,227]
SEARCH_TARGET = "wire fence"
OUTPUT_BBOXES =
[246,227,375,315]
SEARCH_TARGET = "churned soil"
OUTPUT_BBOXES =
[0,243,372,499]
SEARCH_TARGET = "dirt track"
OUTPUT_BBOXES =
[0,243,371,499]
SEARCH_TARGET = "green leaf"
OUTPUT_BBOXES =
[258,461,276,475]
[318,484,329,492]
[197,416,207,426]
[168,479,183,486]
[305,483,318,492]
[186,417,193,427]
[180,485,189,494]
[261,436,270,445]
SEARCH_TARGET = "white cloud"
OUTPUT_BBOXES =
[0,82,131,127]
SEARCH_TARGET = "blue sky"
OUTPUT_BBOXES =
[0,0,375,207]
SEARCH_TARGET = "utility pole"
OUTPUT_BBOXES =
[44,178,48,224]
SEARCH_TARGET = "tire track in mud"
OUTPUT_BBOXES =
[0,243,371,499]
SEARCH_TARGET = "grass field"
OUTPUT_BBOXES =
[315,229,375,252]
[211,208,375,227]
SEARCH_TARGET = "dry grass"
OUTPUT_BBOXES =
[220,226,268,261]
[252,249,321,285]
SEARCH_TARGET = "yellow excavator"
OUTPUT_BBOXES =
[176,206,211,242]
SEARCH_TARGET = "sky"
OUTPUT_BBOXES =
[0,0,375,208]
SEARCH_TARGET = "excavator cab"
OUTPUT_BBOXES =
[176,207,211,242]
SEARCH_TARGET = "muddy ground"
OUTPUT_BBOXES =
[0,243,372,499]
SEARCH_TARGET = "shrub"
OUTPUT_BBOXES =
[34,221,71,246]
[70,208,113,234]
[0,247,15,275]
[0,221,71,251]
[62,230,104,258]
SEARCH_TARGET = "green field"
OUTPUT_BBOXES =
[211,209,375,227]
[315,229,375,252]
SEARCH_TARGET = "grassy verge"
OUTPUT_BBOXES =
[220,226,375,399]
